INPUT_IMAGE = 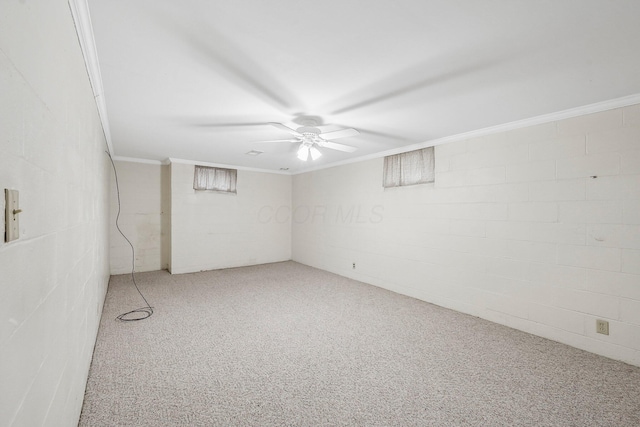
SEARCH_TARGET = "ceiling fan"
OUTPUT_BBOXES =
[257,120,359,161]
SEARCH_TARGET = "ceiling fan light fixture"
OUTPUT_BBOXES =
[309,146,322,160]
[297,145,309,161]
[262,121,358,160]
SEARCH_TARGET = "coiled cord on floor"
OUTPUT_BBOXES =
[106,151,154,321]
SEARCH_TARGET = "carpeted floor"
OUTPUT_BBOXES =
[79,261,640,426]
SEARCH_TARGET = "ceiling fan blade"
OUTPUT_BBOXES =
[270,122,303,136]
[160,15,302,114]
[319,141,358,153]
[254,139,300,143]
[190,122,268,128]
[327,50,511,115]
[320,128,359,139]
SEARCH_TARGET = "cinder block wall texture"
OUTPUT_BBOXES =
[293,105,640,366]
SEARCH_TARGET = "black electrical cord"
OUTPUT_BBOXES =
[106,151,154,321]
[71,0,152,321]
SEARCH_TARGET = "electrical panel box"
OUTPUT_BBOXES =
[4,189,20,242]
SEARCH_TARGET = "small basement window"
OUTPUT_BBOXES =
[193,165,237,194]
[383,147,435,188]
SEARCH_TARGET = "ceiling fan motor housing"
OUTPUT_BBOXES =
[298,127,324,146]
[297,126,321,135]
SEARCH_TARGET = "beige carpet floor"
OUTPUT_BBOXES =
[79,261,640,426]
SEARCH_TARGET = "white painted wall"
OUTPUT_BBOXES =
[109,161,169,274]
[0,1,110,426]
[170,162,291,274]
[292,105,640,367]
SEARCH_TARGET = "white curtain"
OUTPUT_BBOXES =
[383,147,435,188]
[193,165,237,193]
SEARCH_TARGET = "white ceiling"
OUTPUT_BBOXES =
[88,0,640,173]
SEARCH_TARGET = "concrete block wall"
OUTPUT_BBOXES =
[109,161,169,274]
[292,105,640,366]
[170,162,292,274]
[0,1,110,425]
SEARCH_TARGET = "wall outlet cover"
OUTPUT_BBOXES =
[596,319,609,335]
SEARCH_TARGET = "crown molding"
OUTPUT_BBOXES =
[168,158,292,175]
[68,0,114,155]
[294,93,640,175]
[111,156,167,165]
[112,156,292,174]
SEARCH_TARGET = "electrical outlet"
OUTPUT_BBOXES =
[596,319,609,335]
[352,262,356,269]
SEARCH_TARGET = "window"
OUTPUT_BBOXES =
[193,165,237,193]
[383,147,435,188]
